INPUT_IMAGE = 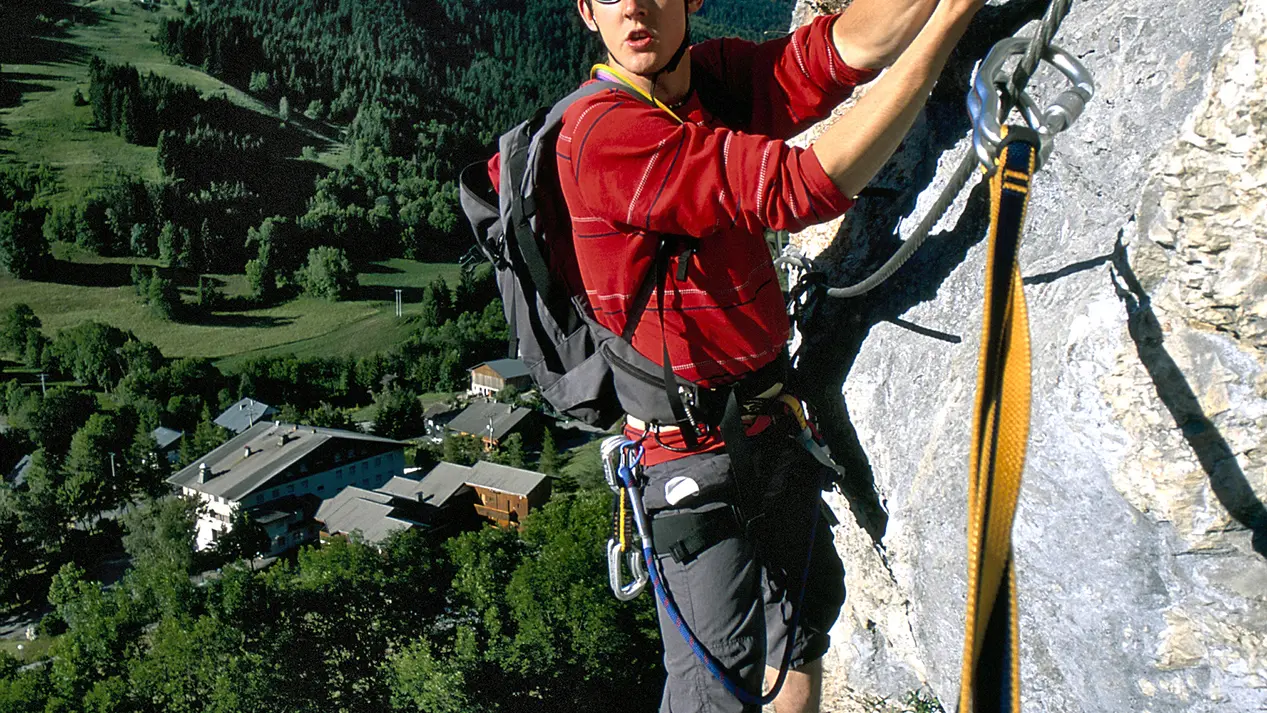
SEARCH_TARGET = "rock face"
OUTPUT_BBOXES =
[784,0,1267,710]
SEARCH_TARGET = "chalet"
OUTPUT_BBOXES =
[446,401,538,449]
[168,421,407,554]
[464,461,552,529]
[214,398,279,434]
[151,426,184,465]
[315,461,551,539]
[468,359,531,398]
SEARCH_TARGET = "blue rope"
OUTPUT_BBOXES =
[619,459,822,707]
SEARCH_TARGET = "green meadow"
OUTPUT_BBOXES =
[1,1,455,367]
[0,254,462,365]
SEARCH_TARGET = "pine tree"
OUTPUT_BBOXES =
[538,427,560,477]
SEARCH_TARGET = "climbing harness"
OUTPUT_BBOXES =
[602,434,824,706]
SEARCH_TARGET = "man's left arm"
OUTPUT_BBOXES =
[832,0,941,70]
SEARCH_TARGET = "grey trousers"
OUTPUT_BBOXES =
[644,429,845,713]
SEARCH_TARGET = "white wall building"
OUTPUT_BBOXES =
[168,421,407,554]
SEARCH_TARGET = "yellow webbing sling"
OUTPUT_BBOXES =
[959,129,1038,713]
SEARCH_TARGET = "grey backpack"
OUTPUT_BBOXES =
[458,82,697,429]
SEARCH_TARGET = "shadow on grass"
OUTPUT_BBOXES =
[0,79,58,108]
[1110,240,1266,558]
[194,312,296,329]
[41,258,136,287]
[359,262,406,275]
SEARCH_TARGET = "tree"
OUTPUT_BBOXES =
[0,203,50,278]
[64,412,137,524]
[48,321,133,390]
[538,427,560,477]
[11,450,73,555]
[306,401,354,430]
[23,386,96,458]
[492,433,525,469]
[211,505,268,568]
[442,433,482,467]
[278,95,290,123]
[120,495,200,621]
[295,246,356,301]
[128,425,170,498]
[178,407,229,467]
[0,303,40,355]
[147,270,181,320]
[372,387,423,439]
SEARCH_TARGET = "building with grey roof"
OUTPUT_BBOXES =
[214,398,279,434]
[169,421,407,553]
[315,459,554,538]
[446,401,538,449]
[314,487,426,546]
[6,454,32,489]
[151,426,184,465]
[468,359,532,398]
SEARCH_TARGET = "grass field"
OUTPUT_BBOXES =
[0,635,57,661]
[0,0,344,202]
[0,255,462,366]
[1,3,463,367]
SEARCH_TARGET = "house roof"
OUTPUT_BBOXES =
[6,454,31,488]
[414,462,474,507]
[471,359,531,380]
[314,487,420,544]
[151,426,184,450]
[446,401,532,442]
[166,422,405,503]
[468,461,550,497]
[214,398,279,434]
[423,403,460,421]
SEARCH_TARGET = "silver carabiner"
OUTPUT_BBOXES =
[607,538,648,601]
[967,37,1095,173]
[601,435,631,492]
[603,436,649,600]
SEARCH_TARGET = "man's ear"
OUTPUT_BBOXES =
[577,0,599,31]
[687,0,704,14]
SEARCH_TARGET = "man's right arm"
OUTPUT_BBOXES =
[814,0,985,199]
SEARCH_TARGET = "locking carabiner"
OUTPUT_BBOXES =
[967,36,1095,174]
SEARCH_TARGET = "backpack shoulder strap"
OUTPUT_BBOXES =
[505,81,647,312]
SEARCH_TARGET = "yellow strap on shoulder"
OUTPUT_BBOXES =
[959,127,1036,713]
[590,63,686,125]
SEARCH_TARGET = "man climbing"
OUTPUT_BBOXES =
[486,0,986,710]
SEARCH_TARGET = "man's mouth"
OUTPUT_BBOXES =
[626,29,654,50]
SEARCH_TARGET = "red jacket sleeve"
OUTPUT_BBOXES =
[692,14,880,139]
[487,153,501,193]
[561,91,855,239]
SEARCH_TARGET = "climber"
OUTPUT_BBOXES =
[560,0,990,710]
[478,0,990,709]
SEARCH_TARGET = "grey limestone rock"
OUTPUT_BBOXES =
[783,0,1267,710]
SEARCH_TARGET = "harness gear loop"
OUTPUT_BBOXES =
[959,128,1036,713]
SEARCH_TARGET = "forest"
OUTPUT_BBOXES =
[1,0,799,710]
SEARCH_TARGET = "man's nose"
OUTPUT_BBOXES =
[619,0,648,19]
